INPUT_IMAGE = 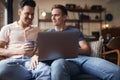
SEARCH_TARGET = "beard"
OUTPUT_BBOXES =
[26,19,32,25]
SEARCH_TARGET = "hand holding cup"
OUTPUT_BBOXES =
[24,40,36,54]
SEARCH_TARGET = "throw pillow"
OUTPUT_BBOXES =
[89,37,103,57]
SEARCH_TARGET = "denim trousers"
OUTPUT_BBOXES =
[51,55,120,80]
[0,56,50,80]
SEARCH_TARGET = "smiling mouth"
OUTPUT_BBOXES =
[53,20,56,23]
[27,20,32,23]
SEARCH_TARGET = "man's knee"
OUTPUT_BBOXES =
[111,67,120,80]
[51,58,66,69]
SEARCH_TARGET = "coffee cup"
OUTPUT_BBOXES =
[24,40,37,52]
[25,40,36,46]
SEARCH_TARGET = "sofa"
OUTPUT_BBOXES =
[71,27,120,80]
[71,36,103,80]
[0,36,103,80]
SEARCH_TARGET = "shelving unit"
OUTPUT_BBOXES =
[39,8,106,39]
[66,8,106,38]
[39,19,103,23]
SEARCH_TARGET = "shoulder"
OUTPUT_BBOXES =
[0,22,17,31]
[6,21,17,27]
[66,27,85,41]
[66,27,81,33]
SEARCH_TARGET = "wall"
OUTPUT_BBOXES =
[0,1,5,29]
[106,1,120,27]
[13,0,21,21]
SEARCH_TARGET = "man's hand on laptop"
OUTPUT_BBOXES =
[30,55,39,70]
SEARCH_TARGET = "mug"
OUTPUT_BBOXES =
[25,40,36,46]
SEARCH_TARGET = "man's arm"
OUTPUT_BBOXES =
[78,40,90,56]
[0,40,11,57]
[0,40,19,57]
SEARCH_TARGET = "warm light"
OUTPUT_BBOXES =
[41,11,46,17]
[105,24,109,28]
[103,23,110,29]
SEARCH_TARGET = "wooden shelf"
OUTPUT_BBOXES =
[39,19,103,23]
[67,19,103,23]
[66,8,105,13]
[39,8,105,23]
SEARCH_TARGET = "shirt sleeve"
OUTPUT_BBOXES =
[0,26,10,43]
[78,30,85,41]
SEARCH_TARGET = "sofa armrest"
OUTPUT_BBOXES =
[102,49,120,66]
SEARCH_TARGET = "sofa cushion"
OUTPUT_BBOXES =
[72,74,100,80]
[71,37,103,80]
[89,39,103,57]
[88,36,103,57]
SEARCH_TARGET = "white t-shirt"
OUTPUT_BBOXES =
[0,21,40,58]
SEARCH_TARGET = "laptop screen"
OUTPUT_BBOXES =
[37,32,79,61]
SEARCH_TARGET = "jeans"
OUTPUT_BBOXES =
[51,55,120,80]
[0,56,50,80]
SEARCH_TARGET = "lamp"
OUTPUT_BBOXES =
[105,23,109,28]
[41,11,46,17]
[103,23,110,29]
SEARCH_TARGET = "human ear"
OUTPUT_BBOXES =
[63,15,67,21]
[18,9,22,16]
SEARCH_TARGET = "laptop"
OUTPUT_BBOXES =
[37,31,79,61]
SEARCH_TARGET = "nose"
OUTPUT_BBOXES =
[28,14,34,19]
[52,15,55,20]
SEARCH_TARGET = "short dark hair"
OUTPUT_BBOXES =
[19,0,36,9]
[51,4,68,16]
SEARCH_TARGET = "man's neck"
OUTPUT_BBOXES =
[17,20,29,29]
[55,25,67,31]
